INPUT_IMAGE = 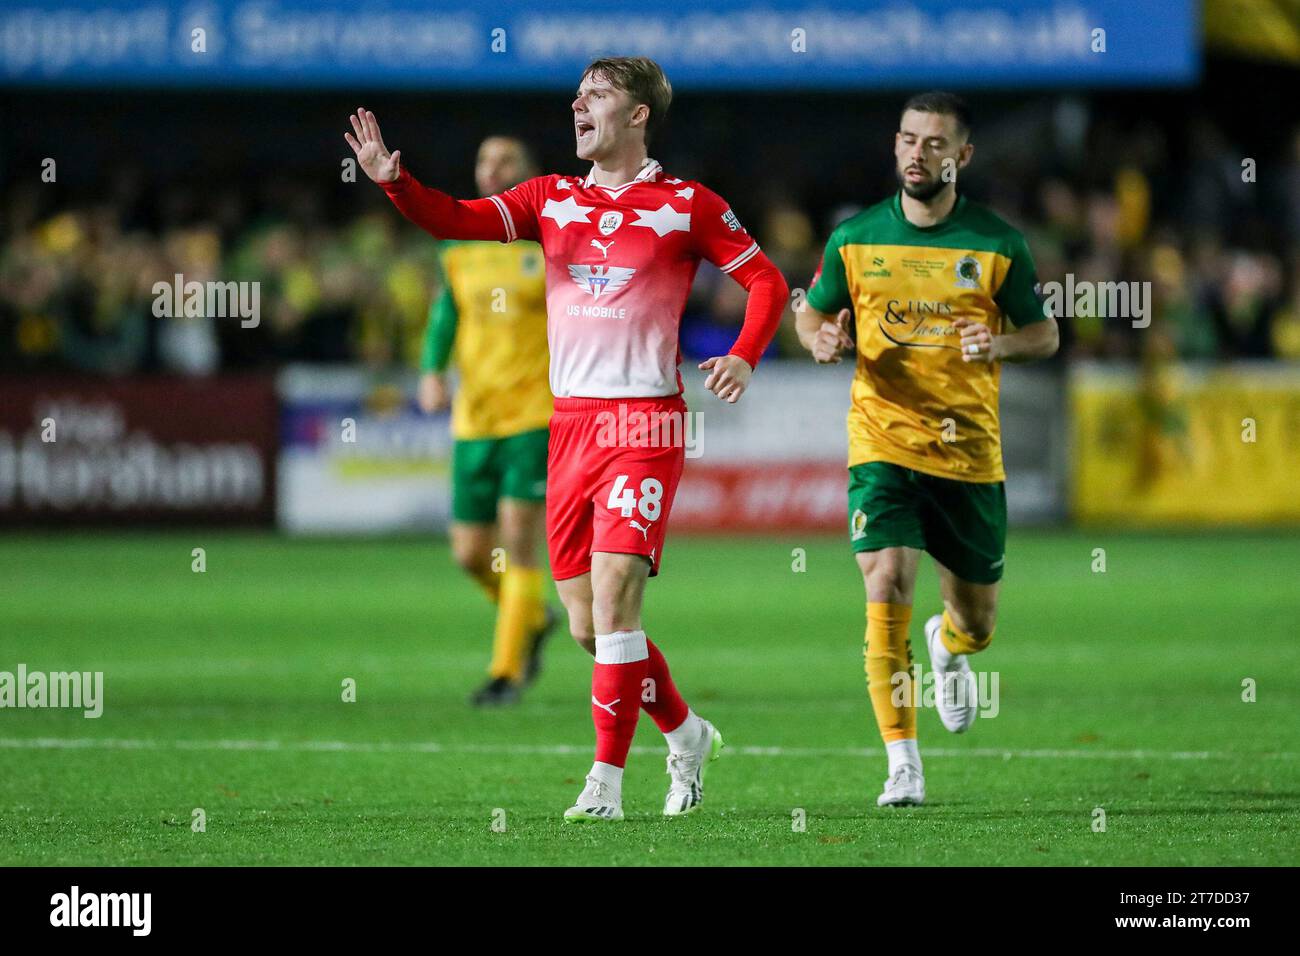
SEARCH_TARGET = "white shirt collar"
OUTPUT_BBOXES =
[584,157,661,189]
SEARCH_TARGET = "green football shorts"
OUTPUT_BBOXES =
[847,460,1007,584]
[451,427,549,524]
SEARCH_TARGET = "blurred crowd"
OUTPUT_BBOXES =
[4,105,1300,377]
[0,176,438,376]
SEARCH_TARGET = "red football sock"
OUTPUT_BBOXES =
[641,637,690,733]
[591,630,650,768]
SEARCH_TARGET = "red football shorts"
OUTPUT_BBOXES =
[546,396,688,581]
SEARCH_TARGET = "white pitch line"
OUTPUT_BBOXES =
[0,737,1294,760]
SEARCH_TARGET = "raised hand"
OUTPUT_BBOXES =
[344,108,402,184]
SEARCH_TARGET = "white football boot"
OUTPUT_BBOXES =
[663,720,724,816]
[925,613,979,733]
[563,775,624,823]
[876,764,926,807]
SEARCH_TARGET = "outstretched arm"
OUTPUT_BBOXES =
[344,108,513,242]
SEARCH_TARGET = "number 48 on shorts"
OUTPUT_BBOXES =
[606,475,664,521]
[546,395,687,581]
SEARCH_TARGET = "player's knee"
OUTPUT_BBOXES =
[951,605,997,642]
[497,510,541,567]
[451,542,491,578]
[566,615,596,656]
[498,531,536,569]
[862,565,912,605]
[590,598,622,636]
[570,629,596,656]
[857,549,918,605]
[590,570,643,633]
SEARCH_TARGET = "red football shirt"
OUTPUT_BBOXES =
[382,157,784,400]
[491,160,762,397]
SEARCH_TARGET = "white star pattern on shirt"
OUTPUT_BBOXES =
[674,186,695,200]
[541,196,595,229]
[630,203,691,237]
[555,180,571,189]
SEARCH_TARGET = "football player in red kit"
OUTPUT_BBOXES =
[345,56,787,822]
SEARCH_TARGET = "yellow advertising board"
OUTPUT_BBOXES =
[1071,363,1300,525]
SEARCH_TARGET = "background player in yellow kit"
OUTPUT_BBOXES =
[797,92,1059,806]
[418,135,556,706]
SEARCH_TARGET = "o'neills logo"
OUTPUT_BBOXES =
[0,664,103,718]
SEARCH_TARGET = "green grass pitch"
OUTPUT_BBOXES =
[1,530,1297,866]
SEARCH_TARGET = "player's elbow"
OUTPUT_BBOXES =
[767,266,790,303]
[742,261,787,301]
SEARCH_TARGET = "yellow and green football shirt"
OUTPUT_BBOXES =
[807,192,1044,483]
[422,239,552,440]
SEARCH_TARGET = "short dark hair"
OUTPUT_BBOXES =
[901,91,972,138]
[583,56,673,144]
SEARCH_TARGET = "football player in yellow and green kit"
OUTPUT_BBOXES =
[797,92,1059,806]
[419,135,556,706]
